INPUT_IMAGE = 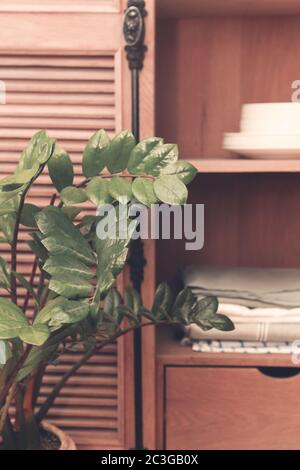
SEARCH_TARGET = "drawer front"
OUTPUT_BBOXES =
[165,367,300,450]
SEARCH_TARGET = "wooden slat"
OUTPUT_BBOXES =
[0,51,121,449]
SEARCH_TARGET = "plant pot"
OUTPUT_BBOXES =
[41,421,76,450]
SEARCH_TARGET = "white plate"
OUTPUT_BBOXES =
[223,133,300,159]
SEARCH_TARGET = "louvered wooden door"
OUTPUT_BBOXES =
[0,0,137,450]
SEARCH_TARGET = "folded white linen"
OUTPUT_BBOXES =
[186,321,300,342]
[184,266,300,308]
[218,303,300,323]
[187,339,294,354]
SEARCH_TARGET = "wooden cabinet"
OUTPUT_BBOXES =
[166,367,300,450]
[141,1,300,450]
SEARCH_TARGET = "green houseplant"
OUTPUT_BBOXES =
[0,130,234,450]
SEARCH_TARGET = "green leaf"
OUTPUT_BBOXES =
[27,232,48,263]
[19,324,50,347]
[0,164,40,189]
[49,273,92,299]
[104,288,122,321]
[18,130,56,171]
[0,341,12,366]
[132,178,158,207]
[0,195,19,216]
[0,297,29,340]
[35,297,90,331]
[152,283,173,320]
[94,236,130,297]
[0,186,25,206]
[86,177,112,206]
[35,206,95,266]
[43,255,93,281]
[144,144,178,177]
[124,287,142,315]
[153,175,188,205]
[82,129,110,177]
[20,203,40,227]
[109,176,133,203]
[62,206,82,220]
[209,314,235,332]
[0,213,16,243]
[60,186,88,205]
[162,161,198,184]
[127,137,163,174]
[0,256,10,290]
[172,288,197,323]
[193,296,219,321]
[48,144,74,192]
[106,130,136,174]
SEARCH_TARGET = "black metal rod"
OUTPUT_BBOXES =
[132,69,140,143]
[123,0,147,449]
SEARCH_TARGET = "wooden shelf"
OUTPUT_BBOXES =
[157,326,297,368]
[157,0,300,18]
[188,158,300,174]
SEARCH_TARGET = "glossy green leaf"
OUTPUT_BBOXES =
[60,186,88,205]
[27,232,48,263]
[49,273,92,299]
[0,195,19,217]
[0,186,25,206]
[0,164,40,189]
[124,287,142,315]
[82,129,110,177]
[0,298,28,340]
[94,236,130,297]
[35,206,95,266]
[109,176,133,203]
[152,283,173,320]
[144,144,178,176]
[19,324,50,347]
[104,288,122,321]
[0,256,10,290]
[106,130,136,174]
[18,130,55,171]
[86,177,112,206]
[132,177,158,207]
[153,175,188,205]
[62,206,82,220]
[48,144,74,192]
[20,203,40,227]
[162,161,198,184]
[47,300,90,330]
[127,137,163,174]
[0,214,16,243]
[43,255,93,281]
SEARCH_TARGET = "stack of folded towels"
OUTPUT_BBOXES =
[183,266,300,353]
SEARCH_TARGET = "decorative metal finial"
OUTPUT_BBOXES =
[123,0,147,70]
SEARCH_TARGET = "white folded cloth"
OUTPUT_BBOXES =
[184,266,300,308]
[184,339,295,354]
[186,303,300,342]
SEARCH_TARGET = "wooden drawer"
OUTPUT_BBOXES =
[165,366,300,450]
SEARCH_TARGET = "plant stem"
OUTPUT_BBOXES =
[0,384,16,434]
[0,345,32,406]
[11,168,44,305]
[35,321,155,423]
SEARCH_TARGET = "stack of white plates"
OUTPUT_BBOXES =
[223,103,300,159]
